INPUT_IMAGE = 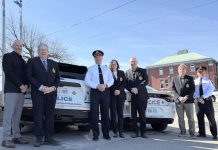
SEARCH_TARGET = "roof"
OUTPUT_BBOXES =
[148,52,212,67]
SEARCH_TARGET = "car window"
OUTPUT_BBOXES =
[58,63,87,80]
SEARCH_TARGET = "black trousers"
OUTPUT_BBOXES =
[131,95,147,134]
[197,99,217,137]
[110,95,125,134]
[32,92,57,141]
[90,88,110,138]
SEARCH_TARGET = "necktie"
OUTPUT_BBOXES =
[133,71,136,80]
[43,60,48,71]
[199,77,203,97]
[98,65,104,84]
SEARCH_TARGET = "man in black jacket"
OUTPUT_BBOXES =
[2,40,29,148]
[171,63,196,138]
[126,57,148,138]
[27,43,60,147]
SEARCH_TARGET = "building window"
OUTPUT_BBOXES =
[165,79,169,88]
[160,80,164,89]
[159,68,163,76]
[190,65,195,72]
[169,67,174,75]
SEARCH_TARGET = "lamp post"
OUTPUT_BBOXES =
[13,0,22,40]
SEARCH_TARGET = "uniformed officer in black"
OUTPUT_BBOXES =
[85,50,114,141]
[194,66,217,140]
[125,57,149,138]
[109,59,126,138]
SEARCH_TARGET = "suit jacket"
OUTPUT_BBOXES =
[109,70,126,101]
[27,57,60,95]
[171,75,195,103]
[2,51,28,93]
[126,67,149,100]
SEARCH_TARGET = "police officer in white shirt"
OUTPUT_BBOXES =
[194,66,217,140]
[85,50,114,141]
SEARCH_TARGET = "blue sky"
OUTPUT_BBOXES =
[1,0,218,70]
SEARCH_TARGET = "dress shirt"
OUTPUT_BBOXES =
[194,76,214,99]
[85,64,114,89]
[112,71,118,79]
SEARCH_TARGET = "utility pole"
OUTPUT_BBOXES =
[2,0,6,54]
[14,0,22,40]
[1,0,6,108]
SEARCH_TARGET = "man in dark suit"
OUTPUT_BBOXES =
[2,40,29,148]
[171,63,196,138]
[27,43,60,147]
[126,57,148,138]
[109,59,126,138]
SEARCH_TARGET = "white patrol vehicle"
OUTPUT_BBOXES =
[124,86,176,131]
[20,63,91,131]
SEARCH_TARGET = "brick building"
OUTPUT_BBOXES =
[147,50,218,91]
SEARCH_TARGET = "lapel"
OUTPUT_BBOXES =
[176,76,182,89]
[37,57,47,73]
[128,69,134,80]
[182,75,188,87]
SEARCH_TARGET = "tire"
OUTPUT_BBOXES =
[78,125,90,132]
[211,96,216,102]
[151,123,168,132]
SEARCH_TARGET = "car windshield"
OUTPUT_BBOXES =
[146,86,158,92]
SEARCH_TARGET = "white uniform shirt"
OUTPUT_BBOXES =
[85,64,114,89]
[194,76,214,99]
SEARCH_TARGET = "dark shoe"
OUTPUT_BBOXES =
[33,139,43,147]
[113,133,118,138]
[44,139,60,146]
[197,134,206,138]
[213,136,217,140]
[190,135,197,139]
[131,133,139,138]
[178,133,186,137]
[141,133,148,138]
[119,132,125,138]
[103,136,111,140]
[93,137,99,141]
[12,137,29,144]
[1,140,16,148]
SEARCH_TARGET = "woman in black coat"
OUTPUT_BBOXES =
[109,59,126,138]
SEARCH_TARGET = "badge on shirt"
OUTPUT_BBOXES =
[52,68,56,73]
[139,76,143,80]
[120,77,123,81]
[186,84,189,88]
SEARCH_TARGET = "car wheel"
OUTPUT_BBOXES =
[78,125,90,132]
[211,96,216,102]
[151,123,168,132]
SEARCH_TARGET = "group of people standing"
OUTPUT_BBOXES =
[85,50,149,141]
[2,40,60,148]
[1,40,217,148]
[172,63,217,140]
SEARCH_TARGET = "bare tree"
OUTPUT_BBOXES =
[6,15,72,62]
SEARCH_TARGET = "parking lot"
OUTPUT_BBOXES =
[0,100,218,150]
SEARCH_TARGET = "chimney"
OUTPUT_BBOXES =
[177,49,189,55]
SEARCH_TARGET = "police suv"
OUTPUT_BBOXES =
[124,86,175,131]
[21,63,91,131]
